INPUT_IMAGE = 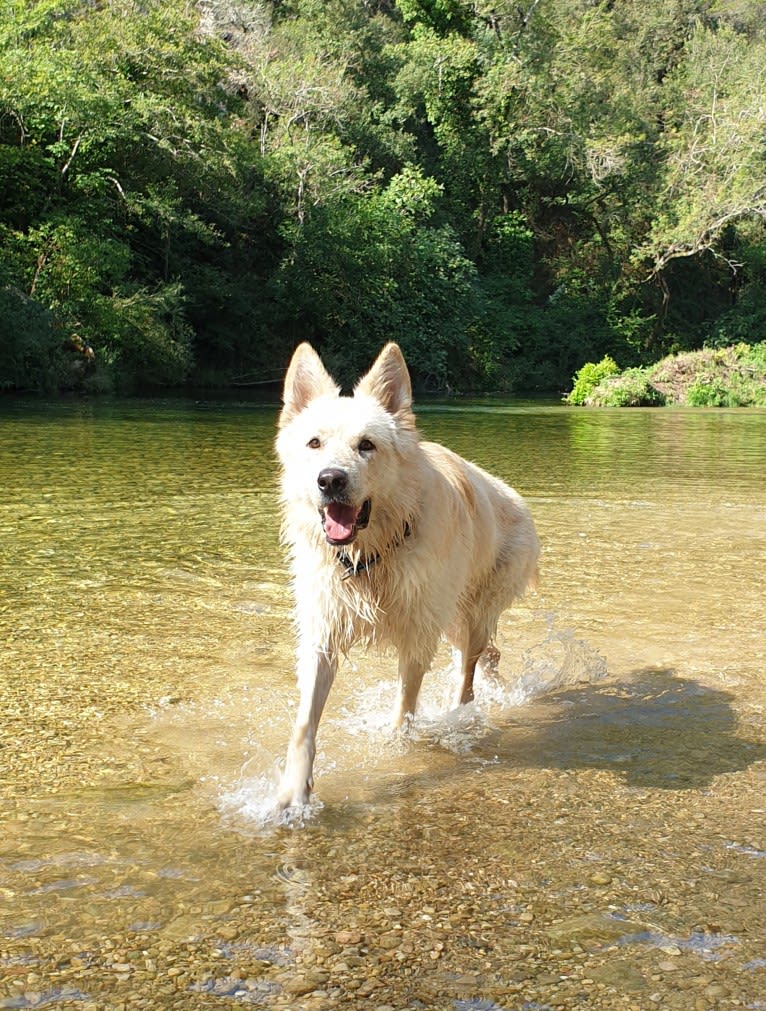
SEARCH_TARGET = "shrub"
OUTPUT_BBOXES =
[564,355,620,405]
[586,368,666,407]
[686,378,731,406]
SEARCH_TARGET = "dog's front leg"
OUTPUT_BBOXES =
[276,646,337,809]
[391,652,429,729]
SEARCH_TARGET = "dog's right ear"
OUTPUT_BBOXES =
[279,343,340,428]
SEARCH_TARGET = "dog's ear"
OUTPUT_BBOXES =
[356,343,415,425]
[280,343,339,428]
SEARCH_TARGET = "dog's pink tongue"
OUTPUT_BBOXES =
[324,502,358,542]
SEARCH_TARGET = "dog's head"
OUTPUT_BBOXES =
[276,343,419,548]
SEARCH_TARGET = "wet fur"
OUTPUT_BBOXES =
[275,342,540,809]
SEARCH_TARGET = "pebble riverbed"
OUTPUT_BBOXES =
[2,670,766,1011]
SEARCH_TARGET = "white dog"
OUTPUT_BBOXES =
[275,342,540,809]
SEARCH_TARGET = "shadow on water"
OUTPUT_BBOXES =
[507,667,766,790]
[366,668,766,806]
[217,663,766,834]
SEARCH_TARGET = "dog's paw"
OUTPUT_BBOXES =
[390,707,417,734]
[274,793,304,813]
[274,778,312,812]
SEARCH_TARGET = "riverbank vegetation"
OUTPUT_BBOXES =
[2,0,766,394]
[565,342,766,407]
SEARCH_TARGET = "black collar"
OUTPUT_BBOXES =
[336,522,411,580]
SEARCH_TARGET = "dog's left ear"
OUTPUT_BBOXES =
[280,343,340,428]
[356,343,414,424]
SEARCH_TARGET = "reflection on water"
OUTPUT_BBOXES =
[1,396,765,1009]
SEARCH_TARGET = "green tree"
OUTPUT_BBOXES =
[639,25,766,273]
[0,0,268,389]
[273,166,479,388]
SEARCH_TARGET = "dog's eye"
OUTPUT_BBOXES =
[307,437,321,449]
[358,438,375,453]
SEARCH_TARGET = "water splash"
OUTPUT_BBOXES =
[216,612,607,824]
[409,611,608,747]
[504,611,608,705]
[413,700,496,755]
[216,759,324,831]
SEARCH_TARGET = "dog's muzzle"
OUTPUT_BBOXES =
[317,469,371,545]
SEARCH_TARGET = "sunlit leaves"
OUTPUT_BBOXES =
[0,0,258,388]
[641,25,766,272]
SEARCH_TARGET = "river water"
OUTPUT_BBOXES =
[1,397,765,1010]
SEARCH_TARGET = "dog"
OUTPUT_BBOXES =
[274,342,540,809]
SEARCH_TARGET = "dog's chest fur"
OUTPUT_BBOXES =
[291,538,417,650]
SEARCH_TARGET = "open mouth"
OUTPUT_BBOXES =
[321,499,371,546]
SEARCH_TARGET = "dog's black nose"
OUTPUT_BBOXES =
[317,467,348,497]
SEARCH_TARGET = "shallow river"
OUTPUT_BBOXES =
[1,397,765,1011]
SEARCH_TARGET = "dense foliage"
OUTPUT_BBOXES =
[2,0,766,392]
